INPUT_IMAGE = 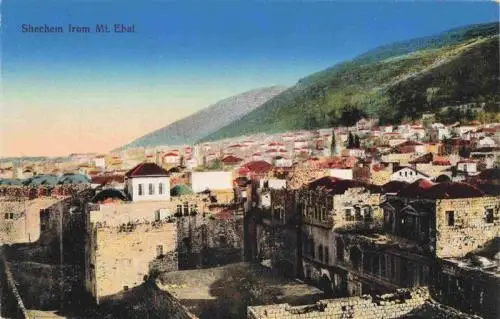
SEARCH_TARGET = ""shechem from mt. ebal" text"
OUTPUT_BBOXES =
[21,24,135,33]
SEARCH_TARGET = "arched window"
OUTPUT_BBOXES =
[363,206,372,222]
[350,246,362,271]
[310,238,315,259]
[318,244,324,262]
[336,238,344,262]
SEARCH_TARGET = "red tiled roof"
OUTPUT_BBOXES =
[307,177,380,195]
[125,162,168,178]
[242,161,273,174]
[91,175,125,185]
[221,155,243,164]
[398,179,434,197]
[420,182,484,199]
[382,181,410,193]
[268,142,284,147]
[458,159,477,164]
[163,152,179,157]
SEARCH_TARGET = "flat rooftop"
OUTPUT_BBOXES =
[157,262,324,319]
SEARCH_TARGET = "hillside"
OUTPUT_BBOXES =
[201,22,499,142]
[118,86,286,150]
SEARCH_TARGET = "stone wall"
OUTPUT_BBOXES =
[435,196,499,258]
[92,222,178,302]
[332,188,382,231]
[176,214,244,269]
[247,287,480,319]
[0,197,60,245]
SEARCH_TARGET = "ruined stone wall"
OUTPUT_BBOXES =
[332,188,382,230]
[0,197,61,244]
[248,287,480,319]
[436,263,499,319]
[176,213,244,269]
[255,223,298,276]
[435,196,499,258]
[93,222,178,302]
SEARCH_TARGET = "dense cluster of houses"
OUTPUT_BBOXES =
[1,117,499,318]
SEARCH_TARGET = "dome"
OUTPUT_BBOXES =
[58,173,91,184]
[170,184,194,197]
[92,188,129,203]
[24,175,59,186]
[0,179,22,185]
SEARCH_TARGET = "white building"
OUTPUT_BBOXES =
[124,163,170,202]
[390,167,431,183]
[190,171,233,193]
[94,156,106,169]
[329,168,354,180]
[259,178,286,189]
[457,160,478,174]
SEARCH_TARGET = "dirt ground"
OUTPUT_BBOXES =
[157,262,324,319]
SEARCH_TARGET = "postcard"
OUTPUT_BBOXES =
[1,1,499,318]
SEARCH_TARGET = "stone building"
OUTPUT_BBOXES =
[244,175,499,318]
[84,190,245,304]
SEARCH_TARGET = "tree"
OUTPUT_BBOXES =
[459,145,470,158]
[442,138,454,155]
[347,132,355,149]
[330,129,337,156]
[354,135,361,148]
[339,105,366,127]
[465,109,475,122]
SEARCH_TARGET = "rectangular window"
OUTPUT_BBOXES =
[138,184,144,196]
[183,202,189,215]
[324,247,329,264]
[345,209,353,221]
[149,183,154,195]
[156,245,163,257]
[446,211,455,226]
[155,211,160,222]
[176,205,182,215]
[4,213,13,220]
[485,208,494,224]
[158,183,164,195]
[190,204,198,215]
[380,255,387,278]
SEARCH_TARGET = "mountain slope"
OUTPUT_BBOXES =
[118,86,286,149]
[201,22,499,142]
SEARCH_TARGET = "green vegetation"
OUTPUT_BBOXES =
[201,23,499,142]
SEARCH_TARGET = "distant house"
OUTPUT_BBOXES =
[390,167,431,183]
[124,162,170,202]
[457,159,478,174]
[470,146,500,169]
[356,118,377,131]
[221,155,243,167]
[94,155,106,169]
[294,139,309,149]
[273,156,292,168]
[478,136,497,148]
[163,152,181,165]
[394,141,426,155]
[190,171,233,193]
[342,148,366,158]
